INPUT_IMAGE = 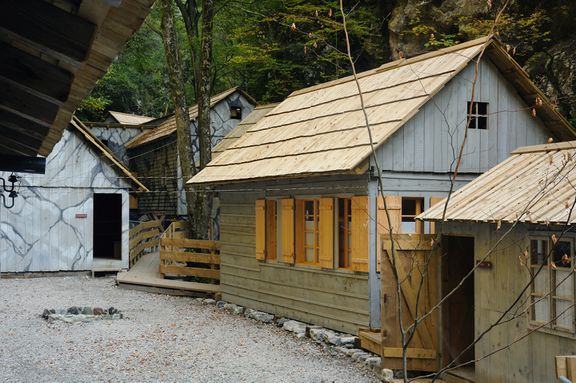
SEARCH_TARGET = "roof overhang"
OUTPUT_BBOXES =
[0,0,154,162]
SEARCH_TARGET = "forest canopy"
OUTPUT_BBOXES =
[77,0,576,125]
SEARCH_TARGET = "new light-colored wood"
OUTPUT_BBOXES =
[380,234,439,372]
[419,143,576,225]
[351,196,369,272]
[319,197,334,269]
[255,199,266,260]
[281,199,295,264]
[159,221,220,283]
[117,252,220,294]
[128,219,162,267]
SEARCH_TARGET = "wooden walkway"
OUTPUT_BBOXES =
[116,252,220,297]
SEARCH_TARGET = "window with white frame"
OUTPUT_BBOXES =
[529,235,575,334]
[467,101,488,130]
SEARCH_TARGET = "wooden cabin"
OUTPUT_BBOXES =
[89,111,155,164]
[0,118,147,273]
[419,140,576,382]
[188,36,576,369]
[125,88,256,216]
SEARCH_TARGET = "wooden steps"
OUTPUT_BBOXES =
[116,252,220,296]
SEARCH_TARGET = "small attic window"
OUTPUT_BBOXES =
[230,106,242,120]
[467,101,488,130]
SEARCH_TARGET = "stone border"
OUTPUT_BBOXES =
[197,298,394,382]
[41,306,123,323]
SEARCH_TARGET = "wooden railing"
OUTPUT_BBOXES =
[129,219,163,267]
[159,221,220,283]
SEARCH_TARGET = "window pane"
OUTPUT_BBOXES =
[467,116,477,129]
[305,201,314,218]
[533,296,549,322]
[402,198,416,216]
[305,248,314,263]
[530,239,547,265]
[477,116,487,130]
[401,221,417,233]
[553,241,572,267]
[554,299,574,330]
[534,271,549,294]
[477,102,488,115]
[555,270,573,297]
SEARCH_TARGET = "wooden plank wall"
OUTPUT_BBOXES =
[219,176,370,334]
[378,59,551,175]
[128,137,178,214]
[443,222,575,383]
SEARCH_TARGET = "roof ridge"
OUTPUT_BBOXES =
[512,140,576,154]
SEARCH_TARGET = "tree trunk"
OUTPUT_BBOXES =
[192,0,215,239]
[159,0,196,226]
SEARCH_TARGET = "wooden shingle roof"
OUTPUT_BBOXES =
[189,36,575,185]
[108,111,155,125]
[419,141,576,225]
[125,87,255,149]
[211,103,278,158]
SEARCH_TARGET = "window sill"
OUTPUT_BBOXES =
[259,261,369,278]
[529,322,576,340]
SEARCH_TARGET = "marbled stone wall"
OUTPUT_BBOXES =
[91,126,142,164]
[0,128,131,272]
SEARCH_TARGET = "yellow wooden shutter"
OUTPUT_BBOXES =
[376,196,402,272]
[255,199,266,260]
[281,199,295,264]
[429,197,443,234]
[319,197,334,269]
[351,196,369,272]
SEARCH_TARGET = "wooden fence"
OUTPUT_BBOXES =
[159,221,220,283]
[129,219,163,267]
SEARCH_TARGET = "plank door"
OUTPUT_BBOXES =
[381,234,439,372]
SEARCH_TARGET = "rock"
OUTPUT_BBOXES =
[67,306,79,315]
[378,368,394,382]
[356,353,371,362]
[81,307,93,315]
[216,300,226,308]
[203,298,216,305]
[41,309,51,319]
[351,351,369,361]
[275,317,289,327]
[223,303,244,315]
[309,328,338,344]
[364,356,381,369]
[195,298,204,303]
[108,307,118,315]
[282,320,307,338]
[244,309,274,324]
[305,325,322,338]
[93,307,105,316]
[334,335,359,347]
[334,346,349,354]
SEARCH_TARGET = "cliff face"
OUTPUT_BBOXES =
[385,0,576,123]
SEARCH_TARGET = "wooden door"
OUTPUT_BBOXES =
[381,234,439,372]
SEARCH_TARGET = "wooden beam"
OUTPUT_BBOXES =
[0,42,73,102]
[0,0,96,62]
[0,109,49,140]
[0,78,59,125]
[0,135,38,156]
[0,123,44,148]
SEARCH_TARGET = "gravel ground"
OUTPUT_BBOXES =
[0,275,380,383]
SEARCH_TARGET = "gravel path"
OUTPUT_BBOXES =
[0,276,380,383]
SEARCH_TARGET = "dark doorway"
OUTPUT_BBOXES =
[442,235,475,368]
[93,193,122,260]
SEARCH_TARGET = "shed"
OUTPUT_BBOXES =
[0,117,147,273]
[188,36,576,370]
[125,87,256,216]
[419,140,576,382]
[89,111,156,164]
